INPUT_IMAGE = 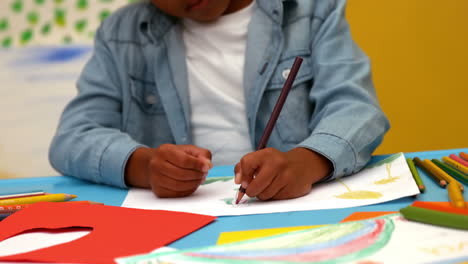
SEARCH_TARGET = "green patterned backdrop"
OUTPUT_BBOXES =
[0,0,138,47]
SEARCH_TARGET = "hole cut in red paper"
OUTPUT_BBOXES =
[0,202,215,264]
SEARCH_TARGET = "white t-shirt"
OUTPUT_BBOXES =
[182,2,256,165]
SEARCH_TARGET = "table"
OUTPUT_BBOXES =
[1,148,466,249]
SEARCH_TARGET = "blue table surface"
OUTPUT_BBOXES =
[1,148,467,249]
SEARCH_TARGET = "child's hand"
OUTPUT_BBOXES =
[125,144,212,198]
[234,147,332,201]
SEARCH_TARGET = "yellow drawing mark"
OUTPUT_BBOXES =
[374,163,400,185]
[334,180,383,199]
[420,241,468,256]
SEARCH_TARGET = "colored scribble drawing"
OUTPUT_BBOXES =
[150,218,395,264]
[374,163,400,185]
[335,179,383,200]
[222,197,254,207]
[201,176,232,185]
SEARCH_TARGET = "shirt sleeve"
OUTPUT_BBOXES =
[49,23,143,188]
[297,0,390,181]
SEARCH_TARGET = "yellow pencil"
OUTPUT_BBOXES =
[442,156,468,175]
[0,193,77,206]
[423,159,464,192]
[447,182,467,209]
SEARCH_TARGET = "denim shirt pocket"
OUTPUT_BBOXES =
[129,75,165,115]
[264,51,314,144]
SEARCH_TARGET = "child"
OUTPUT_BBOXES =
[49,0,389,201]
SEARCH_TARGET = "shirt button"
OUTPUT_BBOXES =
[145,94,157,105]
[282,69,290,80]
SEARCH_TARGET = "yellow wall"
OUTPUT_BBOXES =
[347,0,468,154]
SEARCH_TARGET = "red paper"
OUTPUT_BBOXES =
[0,202,215,264]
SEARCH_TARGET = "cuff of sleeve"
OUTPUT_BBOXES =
[297,133,357,182]
[99,136,144,188]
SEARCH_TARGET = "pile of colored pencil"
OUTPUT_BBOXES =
[407,151,468,209]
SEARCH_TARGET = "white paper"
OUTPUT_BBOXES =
[122,153,420,216]
[117,214,468,264]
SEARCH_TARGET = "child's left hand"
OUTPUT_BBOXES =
[234,147,332,200]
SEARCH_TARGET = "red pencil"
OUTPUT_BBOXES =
[236,57,304,204]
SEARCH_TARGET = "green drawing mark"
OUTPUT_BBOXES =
[20,29,33,45]
[99,9,111,21]
[99,0,114,2]
[222,197,252,206]
[35,0,45,5]
[374,163,400,185]
[54,0,64,4]
[63,35,72,44]
[75,19,87,33]
[366,153,402,169]
[27,12,40,25]
[55,8,66,27]
[0,19,8,31]
[335,179,383,200]
[2,37,12,48]
[11,0,23,13]
[201,176,232,186]
[41,23,51,35]
[77,0,88,10]
[87,31,95,39]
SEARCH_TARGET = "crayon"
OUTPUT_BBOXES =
[447,182,467,209]
[406,158,425,192]
[460,152,468,162]
[442,156,468,175]
[413,157,447,188]
[400,205,468,230]
[423,159,463,191]
[0,193,77,206]
[0,200,102,214]
[432,159,468,186]
[412,201,468,215]
[449,154,468,167]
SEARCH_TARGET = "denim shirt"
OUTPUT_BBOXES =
[49,0,390,188]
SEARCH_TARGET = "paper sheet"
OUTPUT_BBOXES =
[122,153,420,216]
[116,214,468,264]
[0,202,215,264]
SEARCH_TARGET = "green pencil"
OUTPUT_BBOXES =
[406,158,425,192]
[400,205,468,230]
[432,159,468,186]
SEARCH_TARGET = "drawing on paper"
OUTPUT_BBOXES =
[374,163,400,185]
[334,179,383,200]
[202,176,232,186]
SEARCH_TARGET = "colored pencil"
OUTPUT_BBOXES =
[432,159,468,186]
[0,193,77,206]
[447,182,467,209]
[413,157,447,188]
[443,156,468,175]
[412,201,468,215]
[423,159,463,191]
[0,191,46,200]
[406,158,425,192]
[400,205,468,230]
[0,200,103,214]
[460,152,468,162]
[235,57,303,204]
[449,154,468,167]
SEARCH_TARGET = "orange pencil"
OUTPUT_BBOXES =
[412,201,468,215]
[460,152,468,162]
[413,157,447,188]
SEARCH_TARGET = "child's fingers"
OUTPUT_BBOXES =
[153,184,198,198]
[245,165,279,198]
[180,145,213,169]
[159,145,210,173]
[256,172,288,200]
[234,163,242,184]
[156,174,202,192]
[151,159,204,181]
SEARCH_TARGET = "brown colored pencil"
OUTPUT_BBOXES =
[413,157,447,188]
[236,57,304,204]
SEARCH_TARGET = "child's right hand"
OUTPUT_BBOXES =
[125,144,212,198]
